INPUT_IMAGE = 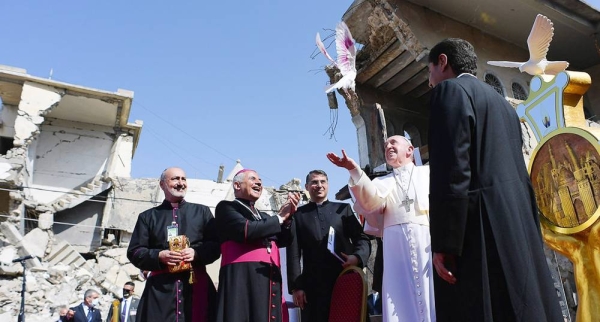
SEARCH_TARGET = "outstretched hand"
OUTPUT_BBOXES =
[326,149,358,171]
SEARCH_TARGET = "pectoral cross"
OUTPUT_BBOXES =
[401,195,414,212]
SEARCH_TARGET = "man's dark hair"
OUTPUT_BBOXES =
[306,170,328,184]
[428,38,478,76]
[125,281,135,288]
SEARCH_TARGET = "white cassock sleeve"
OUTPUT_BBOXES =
[348,169,394,236]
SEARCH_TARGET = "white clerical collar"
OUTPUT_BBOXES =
[457,73,476,79]
[313,200,328,206]
[393,162,414,175]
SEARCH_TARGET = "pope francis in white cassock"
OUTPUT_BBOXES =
[327,135,435,322]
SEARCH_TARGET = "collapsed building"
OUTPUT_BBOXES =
[0,64,304,321]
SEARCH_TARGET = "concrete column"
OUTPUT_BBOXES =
[14,82,63,147]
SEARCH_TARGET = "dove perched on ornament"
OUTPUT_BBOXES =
[316,21,357,94]
[487,14,569,75]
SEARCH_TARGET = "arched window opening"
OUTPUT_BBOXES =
[512,82,528,100]
[484,73,505,96]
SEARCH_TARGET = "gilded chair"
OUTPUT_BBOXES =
[328,265,367,322]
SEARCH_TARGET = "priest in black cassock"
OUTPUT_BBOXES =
[215,169,301,322]
[127,167,220,322]
[426,38,563,322]
[286,170,370,322]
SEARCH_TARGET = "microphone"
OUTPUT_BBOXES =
[12,255,35,263]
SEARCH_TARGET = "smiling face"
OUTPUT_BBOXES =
[384,136,414,168]
[234,170,263,201]
[305,172,328,203]
[160,167,187,203]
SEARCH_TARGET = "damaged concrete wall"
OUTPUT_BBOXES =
[106,134,134,178]
[14,82,63,147]
[103,177,161,237]
[30,118,114,204]
[0,103,18,138]
[53,196,106,253]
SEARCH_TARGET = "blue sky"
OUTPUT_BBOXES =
[0,1,359,199]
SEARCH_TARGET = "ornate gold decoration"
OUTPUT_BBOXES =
[168,235,194,283]
[518,71,599,321]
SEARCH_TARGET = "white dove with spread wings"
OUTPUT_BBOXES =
[487,14,569,75]
[316,22,357,93]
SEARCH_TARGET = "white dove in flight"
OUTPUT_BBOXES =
[316,21,357,93]
[487,14,569,75]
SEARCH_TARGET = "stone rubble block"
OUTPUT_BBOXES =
[74,267,93,285]
[117,253,130,265]
[0,263,23,276]
[101,280,121,298]
[85,258,98,274]
[102,247,127,259]
[115,267,130,288]
[0,294,12,307]
[30,289,44,302]
[96,256,118,275]
[22,228,49,259]
[24,271,38,292]
[0,245,18,265]
[47,263,71,284]
[43,287,57,302]
[52,281,76,306]
[0,222,23,245]
[2,278,21,291]
[122,263,140,278]
[104,265,120,286]
[37,212,53,230]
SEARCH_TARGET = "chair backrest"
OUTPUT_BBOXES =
[328,266,367,322]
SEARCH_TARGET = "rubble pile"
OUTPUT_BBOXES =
[0,226,144,322]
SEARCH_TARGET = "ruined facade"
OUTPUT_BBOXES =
[0,67,304,319]
[328,1,600,320]
[0,64,142,257]
[334,0,600,170]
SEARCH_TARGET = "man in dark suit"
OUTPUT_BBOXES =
[105,281,140,322]
[66,289,102,322]
[427,38,563,322]
[287,170,371,322]
[366,291,382,316]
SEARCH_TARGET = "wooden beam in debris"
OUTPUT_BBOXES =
[356,40,404,84]
[408,81,432,99]
[395,67,429,96]
[367,50,415,89]
[379,60,426,92]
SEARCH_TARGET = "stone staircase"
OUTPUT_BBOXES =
[49,176,112,212]
[46,239,90,271]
